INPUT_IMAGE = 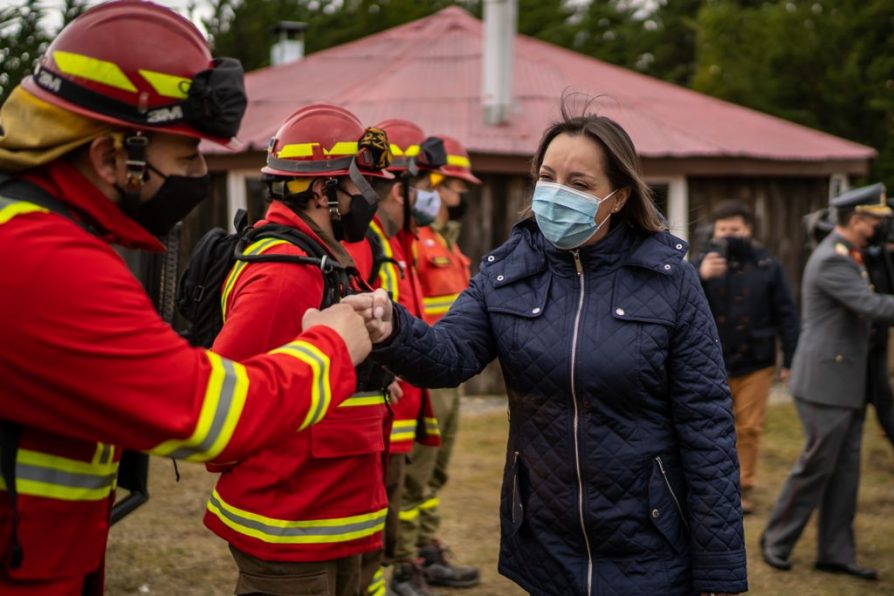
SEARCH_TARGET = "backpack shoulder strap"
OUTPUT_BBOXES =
[365,227,402,286]
[243,224,354,309]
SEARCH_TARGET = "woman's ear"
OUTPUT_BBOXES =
[612,188,631,213]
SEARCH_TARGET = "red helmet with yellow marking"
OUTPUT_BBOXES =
[434,134,481,185]
[376,119,447,175]
[21,0,246,147]
[262,104,392,179]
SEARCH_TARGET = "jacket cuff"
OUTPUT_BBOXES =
[692,549,748,594]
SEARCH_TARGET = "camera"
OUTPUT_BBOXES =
[707,238,728,259]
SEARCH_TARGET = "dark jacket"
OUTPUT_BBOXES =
[373,221,747,595]
[692,242,799,377]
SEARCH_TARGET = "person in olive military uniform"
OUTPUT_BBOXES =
[693,200,799,515]
[761,183,894,581]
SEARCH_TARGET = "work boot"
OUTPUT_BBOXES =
[418,540,480,588]
[390,560,440,596]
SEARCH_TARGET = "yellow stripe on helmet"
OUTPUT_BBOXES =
[53,50,137,93]
[139,69,191,99]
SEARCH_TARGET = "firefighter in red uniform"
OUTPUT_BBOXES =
[399,135,482,589]
[0,3,370,594]
[204,104,394,596]
[344,119,443,596]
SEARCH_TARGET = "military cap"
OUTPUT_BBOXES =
[830,182,891,216]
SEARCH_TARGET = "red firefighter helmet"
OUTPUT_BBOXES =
[376,119,447,174]
[434,134,481,185]
[263,104,393,179]
[21,0,246,147]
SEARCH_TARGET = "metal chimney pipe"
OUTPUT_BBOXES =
[270,21,308,66]
[482,0,516,125]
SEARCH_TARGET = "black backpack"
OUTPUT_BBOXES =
[177,209,353,348]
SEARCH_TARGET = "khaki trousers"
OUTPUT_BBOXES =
[396,386,461,560]
[229,545,366,596]
[728,366,775,490]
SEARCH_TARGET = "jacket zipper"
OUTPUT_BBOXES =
[655,456,690,532]
[570,250,594,595]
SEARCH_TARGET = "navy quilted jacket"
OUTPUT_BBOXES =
[373,221,747,595]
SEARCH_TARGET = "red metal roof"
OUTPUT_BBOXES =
[211,6,875,163]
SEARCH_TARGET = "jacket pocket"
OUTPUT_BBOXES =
[749,328,777,363]
[509,450,525,537]
[311,412,385,459]
[648,456,689,554]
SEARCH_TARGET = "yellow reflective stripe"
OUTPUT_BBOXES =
[389,143,421,157]
[150,352,249,462]
[207,489,387,544]
[139,69,191,99]
[277,141,358,159]
[0,199,48,225]
[53,50,136,92]
[221,237,291,322]
[447,154,471,168]
[424,417,440,437]
[368,567,386,596]
[368,221,399,301]
[91,442,114,466]
[339,391,386,408]
[419,496,440,511]
[270,341,332,430]
[399,506,419,522]
[324,141,358,156]
[423,294,459,316]
[0,448,119,501]
[390,419,416,443]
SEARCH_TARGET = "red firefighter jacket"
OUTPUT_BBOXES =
[344,217,439,453]
[205,201,388,562]
[415,225,471,325]
[0,161,356,588]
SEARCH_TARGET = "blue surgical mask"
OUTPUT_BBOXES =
[412,188,442,227]
[532,180,619,250]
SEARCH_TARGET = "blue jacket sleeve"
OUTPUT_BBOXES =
[372,272,497,388]
[668,263,747,594]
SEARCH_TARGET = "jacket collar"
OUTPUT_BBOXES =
[505,219,687,279]
[20,159,164,251]
[262,200,355,267]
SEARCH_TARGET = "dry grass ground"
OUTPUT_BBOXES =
[106,395,894,595]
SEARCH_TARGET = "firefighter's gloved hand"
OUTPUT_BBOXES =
[302,303,372,366]
[342,288,393,344]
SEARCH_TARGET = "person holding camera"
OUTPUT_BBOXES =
[692,200,799,515]
[761,184,894,580]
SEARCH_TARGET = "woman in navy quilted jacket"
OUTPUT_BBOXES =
[346,106,747,596]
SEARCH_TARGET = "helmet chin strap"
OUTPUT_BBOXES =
[325,178,342,221]
[119,132,149,216]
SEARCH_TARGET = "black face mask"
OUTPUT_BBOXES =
[326,180,378,243]
[447,193,468,221]
[120,164,210,236]
[338,192,379,243]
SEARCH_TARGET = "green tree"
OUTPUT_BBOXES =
[692,0,894,188]
[0,0,50,105]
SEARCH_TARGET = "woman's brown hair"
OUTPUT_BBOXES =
[531,96,665,234]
